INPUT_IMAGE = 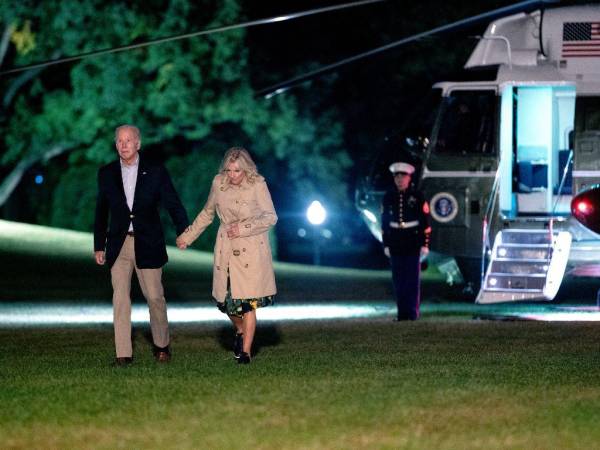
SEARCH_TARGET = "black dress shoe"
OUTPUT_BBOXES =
[233,333,243,359]
[155,350,171,363]
[113,357,133,367]
[153,345,171,363]
[237,352,251,364]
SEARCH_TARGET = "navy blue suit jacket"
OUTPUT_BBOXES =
[94,155,189,269]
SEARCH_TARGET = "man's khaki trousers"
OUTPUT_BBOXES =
[110,235,170,357]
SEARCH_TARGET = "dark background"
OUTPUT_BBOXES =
[0,0,590,269]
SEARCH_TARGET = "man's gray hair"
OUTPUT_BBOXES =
[115,124,141,142]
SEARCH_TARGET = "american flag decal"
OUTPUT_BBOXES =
[562,22,600,58]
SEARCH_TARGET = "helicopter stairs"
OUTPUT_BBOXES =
[476,228,572,304]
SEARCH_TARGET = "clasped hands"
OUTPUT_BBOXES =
[176,226,191,249]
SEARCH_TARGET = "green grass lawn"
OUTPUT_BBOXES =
[2,319,600,449]
[3,220,600,449]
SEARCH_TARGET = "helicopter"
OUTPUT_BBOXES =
[353,3,600,303]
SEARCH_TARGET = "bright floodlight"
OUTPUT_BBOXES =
[307,200,326,225]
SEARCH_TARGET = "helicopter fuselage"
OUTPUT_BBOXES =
[358,5,600,298]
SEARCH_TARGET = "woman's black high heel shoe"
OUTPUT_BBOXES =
[238,352,251,364]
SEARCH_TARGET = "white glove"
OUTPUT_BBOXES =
[384,247,390,258]
[420,246,429,262]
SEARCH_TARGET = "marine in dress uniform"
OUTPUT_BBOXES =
[381,162,431,321]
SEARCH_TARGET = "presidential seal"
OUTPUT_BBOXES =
[430,192,459,223]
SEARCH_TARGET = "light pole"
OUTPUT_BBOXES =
[306,200,326,265]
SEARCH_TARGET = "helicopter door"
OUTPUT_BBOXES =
[421,87,498,262]
[500,85,575,217]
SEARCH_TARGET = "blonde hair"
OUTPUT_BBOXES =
[219,147,261,185]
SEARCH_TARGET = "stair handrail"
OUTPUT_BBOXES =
[480,166,502,286]
[547,149,573,263]
[551,149,573,216]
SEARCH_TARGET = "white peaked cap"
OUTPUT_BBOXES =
[389,162,415,175]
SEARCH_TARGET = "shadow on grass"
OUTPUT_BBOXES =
[216,324,282,357]
[135,323,283,357]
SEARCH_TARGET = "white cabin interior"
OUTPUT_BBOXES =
[498,84,576,218]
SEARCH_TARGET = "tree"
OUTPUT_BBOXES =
[0,0,349,252]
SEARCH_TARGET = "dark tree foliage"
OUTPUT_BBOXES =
[0,0,349,251]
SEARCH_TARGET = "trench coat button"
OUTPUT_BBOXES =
[129,214,134,219]
[243,248,246,252]
[233,250,240,256]
[217,266,220,270]
[244,264,248,268]
[236,200,239,204]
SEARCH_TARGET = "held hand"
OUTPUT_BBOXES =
[383,247,390,258]
[177,226,193,249]
[420,246,429,262]
[176,235,188,250]
[226,223,240,239]
[94,251,106,265]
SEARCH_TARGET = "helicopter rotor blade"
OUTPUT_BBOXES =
[258,0,559,99]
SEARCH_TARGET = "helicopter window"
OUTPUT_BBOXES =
[573,96,600,181]
[434,90,497,155]
[395,87,442,152]
[575,97,600,132]
[358,88,443,194]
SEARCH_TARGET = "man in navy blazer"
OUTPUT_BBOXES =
[94,124,189,366]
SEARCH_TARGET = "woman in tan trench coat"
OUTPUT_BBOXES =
[177,147,277,364]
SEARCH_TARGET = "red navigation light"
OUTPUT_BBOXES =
[572,186,600,234]
[576,200,591,215]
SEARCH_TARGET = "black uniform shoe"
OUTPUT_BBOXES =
[237,352,251,364]
[233,333,243,359]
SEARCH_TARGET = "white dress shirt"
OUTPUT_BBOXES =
[120,155,139,232]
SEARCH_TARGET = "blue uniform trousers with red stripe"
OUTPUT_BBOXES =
[389,253,421,320]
